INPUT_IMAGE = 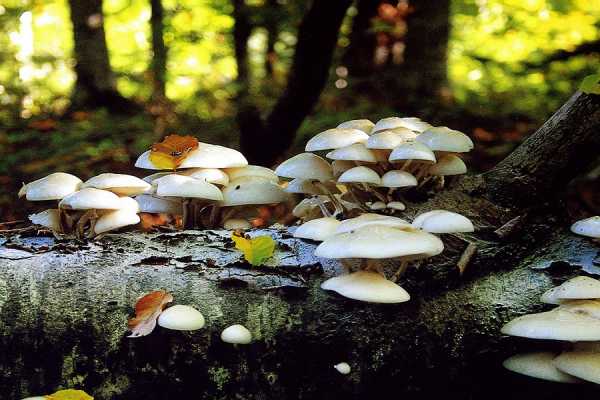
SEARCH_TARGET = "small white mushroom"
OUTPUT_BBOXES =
[367,128,416,150]
[180,168,230,186]
[337,166,381,186]
[368,201,386,211]
[321,270,410,303]
[135,142,248,170]
[372,116,431,134]
[411,210,474,233]
[503,352,581,383]
[571,216,600,239]
[333,362,352,375]
[157,305,205,331]
[58,188,122,210]
[380,170,418,188]
[541,276,600,304]
[416,126,474,153]
[389,142,436,164]
[336,119,374,133]
[22,172,82,201]
[387,201,406,211]
[221,324,252,344]
[225,165,279,183]
[94,197,141,235]
[326,143,381,163]
[275,153,334,182]
[135,194,183,215]
[305,128,369,152]
[335,213,410,234]
[553,351,600,384]
[154,174,223,201]
[81,173,151,196]
[222,177,288,207]
[428,155,467,176]
[28,209,61,232]
[293,217,341,241]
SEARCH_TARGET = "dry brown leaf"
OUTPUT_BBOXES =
[149,134,199,169]
[127,290,173,338]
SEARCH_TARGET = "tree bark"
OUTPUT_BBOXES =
[238,0,353,166]
[67,0,139,113]
[263,0,279,77]
[150,0,167,101]
[342,0,380,77]
[233,0,253,98]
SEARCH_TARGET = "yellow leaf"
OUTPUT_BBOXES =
[46,389,93,400]
[232,233,275,266]
[148,134,199,169]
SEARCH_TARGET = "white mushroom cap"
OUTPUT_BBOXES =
[372,117,431,134]
[142,172,171,184]
[316,225,444,259]
[332,160,355,177]
[558,299,600,319]
[154,174,223,201]
[223,218,252,230]
[333,362,352,375]
[94,208,140,234]
[320,270,410,303]
[335,213,411,234]
[501,305,600,341]
[326,143,381,163]
[23,172,82,201]
[157,305,205,331]
[81,173,151,196]
[571,216,600,239]
[399,117,432,133]
[275,153,333,182]
[305,128,369,151]
[224,165,279,183]
[428,155,467,176]
[220,324,252,344]
[180,168,230,186]
[553,351,600,384]
[59,188,122,210]
[380,170,418,188]
[28,209,61,232]
[416,126,474,153]
[367,128,416,150]
[293,217,341,241]
[336,119,374,133]
[135,143,248,170]
[284,178,340,195]
[337,166,381,185]
[411,210,474,233]
[541,276,600,305]
[222,177,288,206]
[389,142,436,163]
[387,201,406,211]
[503,352,581,383]
[134,194,183,214]
[117,196,141,213]
[368,201,386,211]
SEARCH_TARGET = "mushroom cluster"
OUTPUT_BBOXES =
[501,275,600,384]
[276,117,473,219]
[20,136,288,237]
[292,209,474,303]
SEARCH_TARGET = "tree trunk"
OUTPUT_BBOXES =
[67,0,139,113]
[263,0,279,78]
[233,0,253,98]
[238,0,353,167]
[150,0,167,101]
[342,0,380,77]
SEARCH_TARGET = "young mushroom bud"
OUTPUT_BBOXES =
[157,305,205,331]
[293,217,341,242]
[221,324,252,344]
[305,128,369,152]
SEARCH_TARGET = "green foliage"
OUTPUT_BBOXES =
[580,74,600,95]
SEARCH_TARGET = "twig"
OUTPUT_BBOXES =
[494,214,525,239]
[457,243,477,276]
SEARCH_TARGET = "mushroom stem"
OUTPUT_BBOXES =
[314,181,344,216]
[346,186,369,211]
[387,188,396,202]
[401,159,413,171]
[365,259,385,277]
[313,195,332,218]
[390,260,409,282]
[209,204,221,228]
[182,199,190,229]
[418,175,433,188]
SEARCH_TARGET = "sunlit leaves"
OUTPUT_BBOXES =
[231,232,275,266]
[580,74,600,95]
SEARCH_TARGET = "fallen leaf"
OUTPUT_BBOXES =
[232,232,276,266]
[127,290,173,338]
[149,134,199,169]
[46,389,93,399]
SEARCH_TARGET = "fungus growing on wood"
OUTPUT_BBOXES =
[221,324,252,344]
[571,216,600,240]
[157,305,205,331]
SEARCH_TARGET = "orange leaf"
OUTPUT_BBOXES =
[128,290,173,338]
[149,134,199,169]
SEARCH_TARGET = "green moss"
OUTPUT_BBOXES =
[208,366,231,392]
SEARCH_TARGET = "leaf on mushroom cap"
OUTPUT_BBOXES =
[147,134,199,170]
[389,142,436,163]
[222,177,288,206]
[381,170,418,188]
[128,290,174,338]
[325,143,382,163]
[154,174,223,201]
[315,225,443,259]
[570,216,600,239]
[224,165,279,183]
[502,352,581,383]
[293,217,341,241]
[411,210,474,233]
[337,166,381,185]
[82,173,151,196]
[275,153,333,182]
[23,172,82,201]
[335,213,410,234]
[553,351,600,384]
[428,155,467,176]
[541,276,600,304]
[29,209,61,232]
[336,119,375,133]
[58,188,122,210]
[501,302,600,341]
[232,232,276,266]
[416,126,474,153]
[321,270,410,303]
[305,128,369,152]
[284,178,340,195]
[179,168,230,186]
[134,194,183,215]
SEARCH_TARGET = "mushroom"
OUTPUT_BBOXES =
[179,168,230,186]
[19,172,82,201]
[153,174,223,229]
[386,201,406,212]
[372,116,431,134]
[380,170,418,202]
[333,362,352,375]
[503,352,581,383]
[388,141,436,179]
[224,165,279,183]
[541,276,600,305]
[336,119,374,133]
[293,217,341,241]
[411,210,474,233]
[334,213,411,234]
[157,305,205,331]
[337,166,385,206]
[81,173,151,196]
[571,216,600,241]
[320,270,410,303]
[305,128,369,152]
[28,209,61,233]
[134,194,183,215]
[135,142,248,170]
[221,324,252,344]
[415,126,474,154]
[553,350,600,384]
[367,201,386,211]
[428,154,467,177]
[58,188,123,237]
[326,143,383,164]
[94,196,141,236]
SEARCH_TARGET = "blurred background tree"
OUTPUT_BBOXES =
[0,0,599,219]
